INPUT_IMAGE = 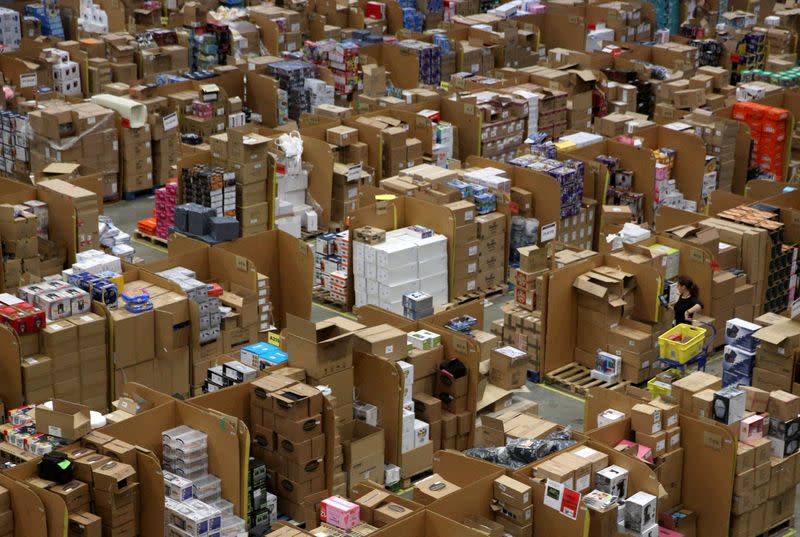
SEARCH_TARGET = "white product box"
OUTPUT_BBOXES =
[353,400,379,426]
[398,360,414,403]
[624,491,657,533]
[712,386,746,425]
[596,465,628,499]
[402,409,415,452]
[163,471,194,501]
[377,263,418,285]
[379,280,419,303]
[413,419,430,447]
[385,464,401,486]
[418,258,446,279]
[415,234,448,261]
[375,240,418,268]
[597,409,626,427]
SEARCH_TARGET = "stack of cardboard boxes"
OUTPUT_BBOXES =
[475,212,506,291]
[446,200,479,298]
[752,320,800,393]
[120,122,153,195]
[209,127,270,237]
[40,313,107,410]
[37,179,101,260]
[28,103,119,197]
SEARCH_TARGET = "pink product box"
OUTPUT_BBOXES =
[320,496,360,530]
[739,415,765,443]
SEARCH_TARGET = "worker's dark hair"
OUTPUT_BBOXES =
[677,276,699,298]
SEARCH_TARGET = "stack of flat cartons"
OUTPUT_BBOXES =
[120,122,153,195]
[475,212,506,291]
[72,313,108,410]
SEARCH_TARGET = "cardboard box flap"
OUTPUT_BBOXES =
[573,275,609,299]
[753,321,800,346]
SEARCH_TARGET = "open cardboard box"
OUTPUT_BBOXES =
[35,400,91,441]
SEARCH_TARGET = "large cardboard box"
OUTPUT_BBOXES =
[35,400,91,440]
[285,315,365,378]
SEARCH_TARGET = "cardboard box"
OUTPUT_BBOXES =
[353,325,408,361]
[35,400,91,440]
[286,315,365,378]
[412,474,460,504]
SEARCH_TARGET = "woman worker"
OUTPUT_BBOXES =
[670,276,703,326]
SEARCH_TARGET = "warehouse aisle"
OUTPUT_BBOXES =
[103,199,800,533]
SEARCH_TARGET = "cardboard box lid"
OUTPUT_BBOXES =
[754,321,800,347]
[43,162,81,176]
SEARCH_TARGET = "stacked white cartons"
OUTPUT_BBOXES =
[376,231,419,314]
[0,7,21,50]
[464,167,512,195]
[78,0,108,33]
[70,249,123,274]
[512,89,539,137]
[46,48,82,97]
[355,227,448,313]
[275,159,314,237]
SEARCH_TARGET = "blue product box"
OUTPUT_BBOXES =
[722,344,756,374]
[725,318,761,352]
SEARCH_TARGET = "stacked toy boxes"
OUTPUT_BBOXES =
[329,41,360,96]
[267,60,315,120]
[25,1,64,38]
[0,7,21,50]
[0,112,29,178]
[314,231,349,305]
[398,40,442,85]
[18,281,91,321]
[155,182,178,240]
[157,267,221,343]
[723,318,761,386]
[181,164,237,219]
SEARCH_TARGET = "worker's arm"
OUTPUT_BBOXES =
[685,303,702,319]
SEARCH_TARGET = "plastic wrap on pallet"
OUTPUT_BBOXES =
[464,430,577,469]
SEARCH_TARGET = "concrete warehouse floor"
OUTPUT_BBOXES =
[107,197,799,534]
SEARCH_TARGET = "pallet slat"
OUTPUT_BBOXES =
[544,362,630,396]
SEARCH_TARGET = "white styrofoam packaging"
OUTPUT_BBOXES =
[597,409,626,427]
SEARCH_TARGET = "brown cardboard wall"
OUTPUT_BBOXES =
[0,325,22,408]
[680,415,736,537]
[0,474,48,537]
[353,351,403,464]
[4,460,68,537]
[214,230,315,329]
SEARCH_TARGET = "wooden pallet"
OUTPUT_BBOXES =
[396,469,433,491]
[133,230,168,248]
[544,362,630,396]
[757,516,795,537]
[484,284,507,297]
[312,288,347,310]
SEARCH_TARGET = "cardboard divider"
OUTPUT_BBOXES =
[0,324,23,409]
[354,305,418,330]
[100,398,248,523]
[638,126,709,211]
[3,460,67,537]
[708,190,748,216]
[0,474,48,537]
[745,179,793,201]
[200,230,313,330]
[423,450,504,521]
[354,351,404,466]
[370,509,490,536]
[654,207,707,232]
[680,415,736,537]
